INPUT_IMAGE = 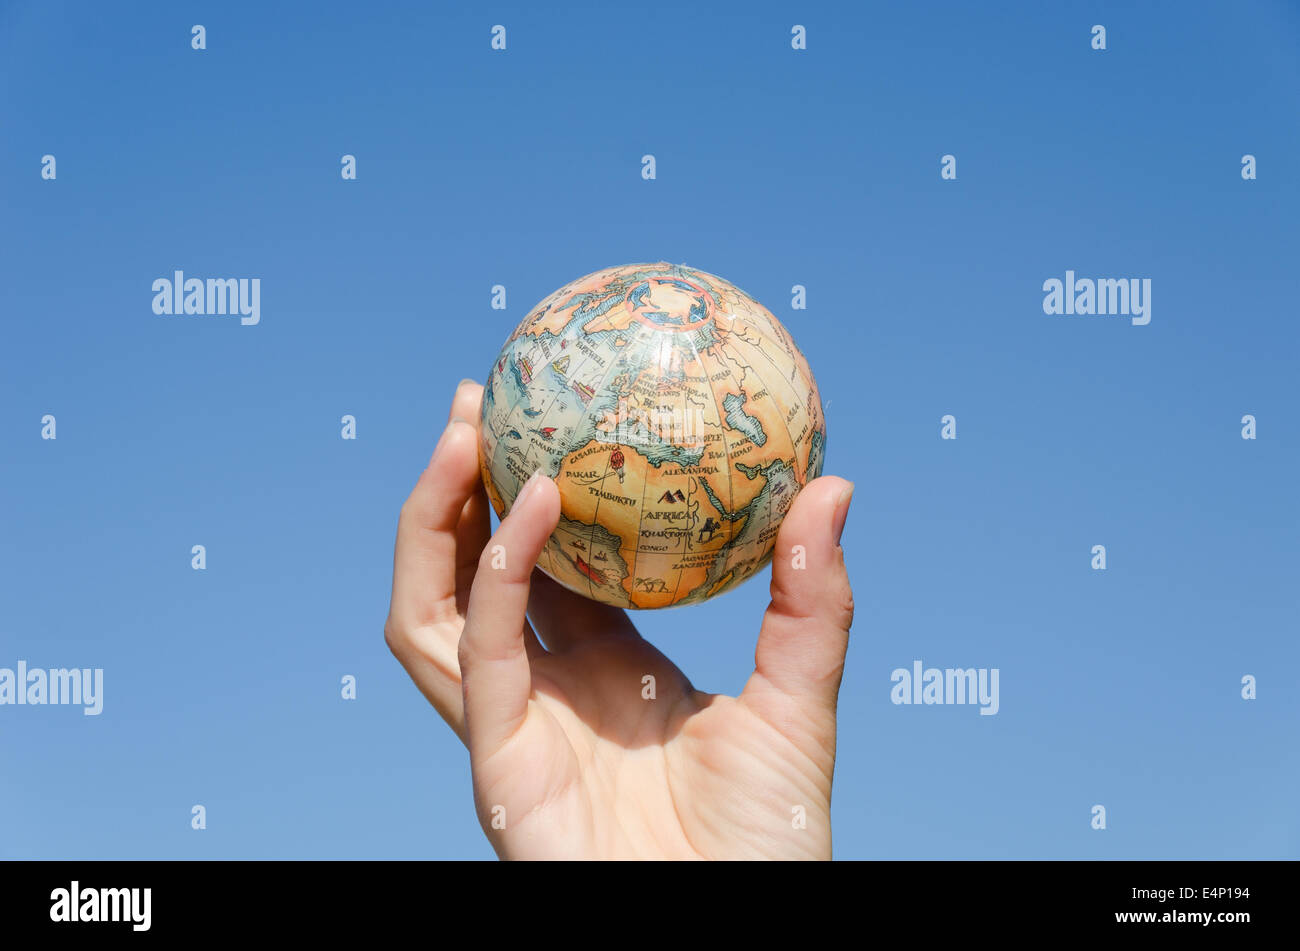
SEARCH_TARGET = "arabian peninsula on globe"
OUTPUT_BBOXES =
[478,262,826,609]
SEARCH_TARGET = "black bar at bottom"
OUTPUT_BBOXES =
[0,860,1284,937]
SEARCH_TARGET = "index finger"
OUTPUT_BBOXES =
[389,381,487,633]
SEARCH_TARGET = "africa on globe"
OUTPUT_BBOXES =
[478,262,826,609]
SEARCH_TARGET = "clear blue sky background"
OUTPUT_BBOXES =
[2,0,1296,859]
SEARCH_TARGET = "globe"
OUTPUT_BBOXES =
[478,262,826,609]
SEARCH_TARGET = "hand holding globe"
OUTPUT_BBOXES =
[384,265,854,859]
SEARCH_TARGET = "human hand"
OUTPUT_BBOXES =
[385,380,854,859]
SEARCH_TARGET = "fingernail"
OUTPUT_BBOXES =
[457,377,477,390]
[831,482,853,545]
[517,467,549,503]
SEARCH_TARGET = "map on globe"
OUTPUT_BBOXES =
[479,262,826,609]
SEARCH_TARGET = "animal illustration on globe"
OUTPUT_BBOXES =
[478,262,826,609]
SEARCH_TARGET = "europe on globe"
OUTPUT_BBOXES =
[478,262,826,609]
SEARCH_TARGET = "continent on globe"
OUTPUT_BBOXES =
[478,262,826,609]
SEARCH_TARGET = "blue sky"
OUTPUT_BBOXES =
[1,0,1296,859]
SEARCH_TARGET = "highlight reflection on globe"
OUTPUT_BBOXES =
[478,262,826,609]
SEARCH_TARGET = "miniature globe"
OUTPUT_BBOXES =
[478,262,825,609]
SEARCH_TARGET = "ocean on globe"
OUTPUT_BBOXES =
[478,262,826,609]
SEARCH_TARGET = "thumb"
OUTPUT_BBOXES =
[458,469,560,756]
[745,476,854,712]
